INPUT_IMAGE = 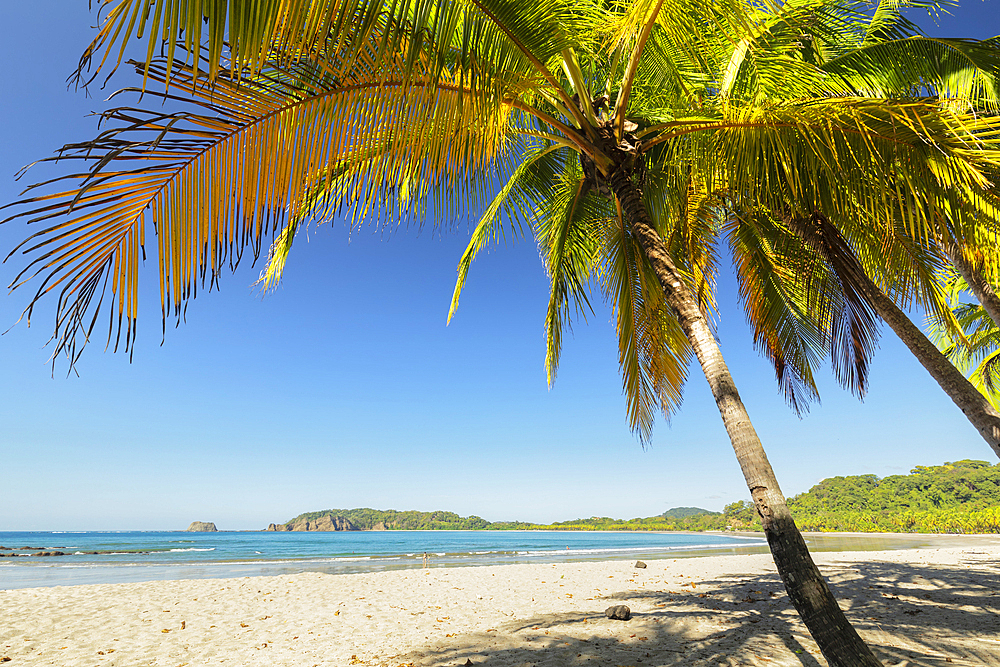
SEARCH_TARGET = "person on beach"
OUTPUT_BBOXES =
[422,552,428,568]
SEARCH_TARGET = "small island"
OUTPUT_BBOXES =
[185,521,218,532]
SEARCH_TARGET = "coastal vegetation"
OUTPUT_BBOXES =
[552,460,1000,533]
[276,460,1000,534]
[276,508,534,531]
[735,459,1000,534]
[7,1,1000,663]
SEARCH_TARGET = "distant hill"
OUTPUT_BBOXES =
[265,507,725,532]
[724,460,1000,534]
[267,508,533,531]
[660,507,719,519]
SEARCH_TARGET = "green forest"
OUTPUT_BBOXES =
[281,507,535,531]
[277,461,1000,534]
[724,460,1000,533]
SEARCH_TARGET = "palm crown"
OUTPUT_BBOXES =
[8,0,1000,411]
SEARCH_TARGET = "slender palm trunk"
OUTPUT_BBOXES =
[865,283,1000,459]
[609,169,882,666]
[790,216,1000,460]
[945,242,1000,331]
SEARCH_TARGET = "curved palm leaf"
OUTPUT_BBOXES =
[929,275,1000,408]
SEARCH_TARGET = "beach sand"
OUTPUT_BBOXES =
[3,536,999,666]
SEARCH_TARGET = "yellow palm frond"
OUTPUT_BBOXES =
[6,45,518,363]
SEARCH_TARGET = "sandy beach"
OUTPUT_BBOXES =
[3,536,999,666]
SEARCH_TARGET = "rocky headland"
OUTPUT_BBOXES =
[266,515,358,531]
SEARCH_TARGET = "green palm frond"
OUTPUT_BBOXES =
[929,275,1000,408]
[77,0,381,87]
[822,37,1000,111]
[642,99,1000,243]
[448,142,566,322]
[726,210,827,412]
[660,175,719,319]
[600,205,691,443]
[778,212,883,398]
[533,161,606,385]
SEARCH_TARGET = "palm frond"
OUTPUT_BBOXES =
[6,37,520,364]
[533,162,606,384]
[600,198,691,443]
[928,274,1000,408]
[726,210,827,412]
[448,142,566,322]
[822,37,1000,111]
[781,212,882,398]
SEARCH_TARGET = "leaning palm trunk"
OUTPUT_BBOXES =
[945,243,1000,332]
[789,215,1000,460]
[609,170,881,666]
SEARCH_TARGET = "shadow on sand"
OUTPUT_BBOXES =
[378,554,1000,667]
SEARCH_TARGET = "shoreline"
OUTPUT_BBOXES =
[4,532,999,592]
[7,528,1000,535]
[2,539,998,666]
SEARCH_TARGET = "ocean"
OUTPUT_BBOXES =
[1,529,941,590]
[0,530,771,589]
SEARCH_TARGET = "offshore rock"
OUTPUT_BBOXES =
[266,523,288,531]
[185,522,218,532]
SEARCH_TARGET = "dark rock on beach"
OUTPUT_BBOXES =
[634,560,647,568]
[605,605,632,621]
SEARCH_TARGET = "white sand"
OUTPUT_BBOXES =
[3,539,1000,666]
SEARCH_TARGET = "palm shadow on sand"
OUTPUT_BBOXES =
[381,555,1000,666]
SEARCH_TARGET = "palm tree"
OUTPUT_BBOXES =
[790,215,1000,459]
[768,18,1000,460]
[6,0,1000,663]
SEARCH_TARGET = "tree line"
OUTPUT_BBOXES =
[282,460,1000,534]
[724,460,1000,533]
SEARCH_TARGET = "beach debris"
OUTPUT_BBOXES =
[1,657,10,662]
[634,561,647,569]
[181,621,186,629]
[605,605,632,621]
[464,660,474,666]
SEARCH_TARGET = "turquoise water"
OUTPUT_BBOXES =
[0,530,767,589]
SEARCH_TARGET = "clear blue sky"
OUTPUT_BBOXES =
[1,1,998,531]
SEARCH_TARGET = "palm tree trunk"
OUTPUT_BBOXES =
[789,215,1000,460]
[609,169,882,667]
[945,242,1000,331]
